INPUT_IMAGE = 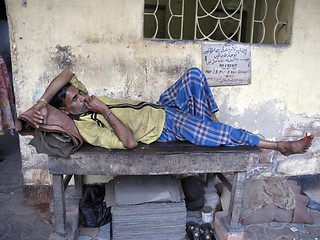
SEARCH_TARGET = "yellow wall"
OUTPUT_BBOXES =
[5,0,320,187]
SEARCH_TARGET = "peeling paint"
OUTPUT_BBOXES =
[51,45,76,70]
[217,98,287,140]
[21,0,27,8]
[32,82,45,105]
[22,169,51,185]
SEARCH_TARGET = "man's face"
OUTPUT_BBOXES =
[61,85,88,115]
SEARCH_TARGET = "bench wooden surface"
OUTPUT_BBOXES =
[48,142,261,239]
[49,142,260,175]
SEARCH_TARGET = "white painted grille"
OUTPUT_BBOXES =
[144,0,294,44]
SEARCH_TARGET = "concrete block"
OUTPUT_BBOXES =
[312,120,320,129]
[79,227,99,238]
[96,223,111,240]
[214,211,244,240]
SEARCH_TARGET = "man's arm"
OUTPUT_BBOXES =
[32,69,74,127]
[41,69,75,102]
[85,95,138,149]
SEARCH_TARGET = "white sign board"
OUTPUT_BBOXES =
[202,44,251,86]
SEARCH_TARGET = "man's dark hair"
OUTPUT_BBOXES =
[49,82,72,109]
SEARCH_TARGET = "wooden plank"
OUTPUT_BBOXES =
[74,175,83,198]
[52,174,67,236]
[227,172,247,230]
[49,143,259,175]
[217,173,232,192]
[49,153,252,175]
[63,175,72,191]
[73,142,260,154]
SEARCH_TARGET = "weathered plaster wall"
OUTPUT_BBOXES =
[4,0,320,197]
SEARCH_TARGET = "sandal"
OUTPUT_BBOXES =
[200,223,215,240]
[186,221,200,240]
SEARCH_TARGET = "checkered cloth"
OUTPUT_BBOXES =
[157,68,260,147]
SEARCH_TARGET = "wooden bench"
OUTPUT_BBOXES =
[48,142,260,239]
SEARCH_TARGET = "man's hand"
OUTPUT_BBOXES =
[84,95,108,114]
[85,95,138,149]
[31,101,48,128]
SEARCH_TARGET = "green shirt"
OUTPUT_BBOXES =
[74,96,166,149]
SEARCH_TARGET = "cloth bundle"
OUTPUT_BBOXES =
[16,69,84,156]
[16,104,83,156]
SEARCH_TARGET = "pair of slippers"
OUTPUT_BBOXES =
[186,222,215,240]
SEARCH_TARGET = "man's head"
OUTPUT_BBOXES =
[50,83,88,115]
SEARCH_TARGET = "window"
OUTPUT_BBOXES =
[144,0,294,44]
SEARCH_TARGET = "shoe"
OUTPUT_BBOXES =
[200,223,215,240]
[186,221,200,240]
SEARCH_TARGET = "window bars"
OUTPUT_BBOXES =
[144,0,294,44]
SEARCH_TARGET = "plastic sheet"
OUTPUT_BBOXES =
[79,185,111,227]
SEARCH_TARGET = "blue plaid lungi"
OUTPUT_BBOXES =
[157,67,260,147]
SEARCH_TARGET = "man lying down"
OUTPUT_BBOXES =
[30,67,313,156]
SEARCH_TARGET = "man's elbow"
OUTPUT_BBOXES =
[123,140,138,149]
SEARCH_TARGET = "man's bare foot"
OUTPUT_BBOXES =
[277,139,312,156]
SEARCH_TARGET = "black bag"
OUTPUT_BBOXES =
[79,185,112,227]
[182,176,205,211]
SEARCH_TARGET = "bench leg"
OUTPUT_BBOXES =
[226,172,247,231]
[74,175,83,198]
[52,174,67,236]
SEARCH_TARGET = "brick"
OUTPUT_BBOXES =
[251,155,260,164]
[214,211,244,240]
[251,150,275,165]
[259,154,274,164]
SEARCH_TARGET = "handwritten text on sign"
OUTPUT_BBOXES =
[202,44,251,86]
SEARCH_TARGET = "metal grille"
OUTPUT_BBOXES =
[143,0,294,44]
